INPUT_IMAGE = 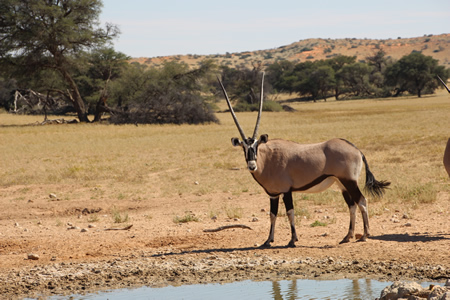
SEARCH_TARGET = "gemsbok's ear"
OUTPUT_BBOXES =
[231,137,242,147]
[258,134,268,144]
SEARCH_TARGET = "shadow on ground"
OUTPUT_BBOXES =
[370,232,449,243]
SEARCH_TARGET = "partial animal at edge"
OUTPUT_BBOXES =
[437,75,450,177]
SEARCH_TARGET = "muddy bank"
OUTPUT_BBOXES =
[1,190,448,299]
[1,249,448,299]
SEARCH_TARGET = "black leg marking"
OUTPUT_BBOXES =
[283,192,294,211]
[283,192,298,247]
[270,197,279,216]
[261,196,279,248]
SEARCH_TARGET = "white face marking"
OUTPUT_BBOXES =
[247,160,257,172]
[243,139,259,172]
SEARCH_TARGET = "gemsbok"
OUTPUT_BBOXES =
[218,73,390,247]
[437,75,450,177]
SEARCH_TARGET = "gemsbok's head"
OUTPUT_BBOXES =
[217,73,267,172]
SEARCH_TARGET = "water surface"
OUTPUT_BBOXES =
[49,278,438,300]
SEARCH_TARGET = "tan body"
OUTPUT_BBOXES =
[253,138,362,196]
[243,136,388,247]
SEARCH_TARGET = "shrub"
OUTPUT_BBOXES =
[173,212,199,223]
[310,220,327,227]
[111,207,129,223]
[224,205,243,219]
[233,100,283,112]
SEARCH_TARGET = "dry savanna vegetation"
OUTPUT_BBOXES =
[0,91,449,298]
[1,92,449,215]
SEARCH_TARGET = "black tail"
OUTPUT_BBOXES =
[361,154,391,197]
[340,138,390,197]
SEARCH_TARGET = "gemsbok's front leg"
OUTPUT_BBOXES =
[261,196,279,248]
[283,191,298,247]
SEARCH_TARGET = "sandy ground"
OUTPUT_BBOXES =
[0,184,448,299]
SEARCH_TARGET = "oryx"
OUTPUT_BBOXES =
[218,73,390,247]
[437,75,450,176]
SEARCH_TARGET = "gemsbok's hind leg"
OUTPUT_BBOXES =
[261,196,280,248]
[340,180,370,243]
[283,191,298,247]
[356,196,370,241]
[340,189,356,244]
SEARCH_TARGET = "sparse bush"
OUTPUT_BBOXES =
[300,47,313,52]
[294,206,310,219]
[392,183,437,207]
[111,206,129,223]
[310,220,327,227]
[87,214,99,223]
[173,212,199,223]
[224,205,243,219]
[233,100,283,112]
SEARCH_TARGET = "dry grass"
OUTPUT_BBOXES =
[1,90,449,212]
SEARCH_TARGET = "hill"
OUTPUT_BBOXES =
[129,33,450,69]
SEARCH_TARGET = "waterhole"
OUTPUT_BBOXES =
[49,278,438,300]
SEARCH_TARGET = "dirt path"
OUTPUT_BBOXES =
[0,188,448,299]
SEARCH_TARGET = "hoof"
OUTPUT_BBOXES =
[286,242,296,248]
[356,237,368,242]
[339,239,350,244]
[259,242,272,249]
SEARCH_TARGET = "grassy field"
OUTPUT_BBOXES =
[1,91,449,215]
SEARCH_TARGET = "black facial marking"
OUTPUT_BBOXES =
[242,138,258,162]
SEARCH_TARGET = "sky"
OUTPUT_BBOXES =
[100,0,450,58]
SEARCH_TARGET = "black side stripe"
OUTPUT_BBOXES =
[251,173,333,197]
[291,174,332,192]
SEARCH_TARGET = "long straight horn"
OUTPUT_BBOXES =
[437,75,450,93]
[252,72,265,139]
[217,76,247,140]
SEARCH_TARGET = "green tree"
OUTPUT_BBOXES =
[325,55,356,99]
[384,52,447,97]
[294,63,335,101]
[76,47,129,121]
[366,49,393,97]
[290,61,335,101]
[109,61,219,124]
[0,0,119,122]
[219,64,264,106]
[366,49,388,73]
[265,60,295,93]
[336,62,372,97]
